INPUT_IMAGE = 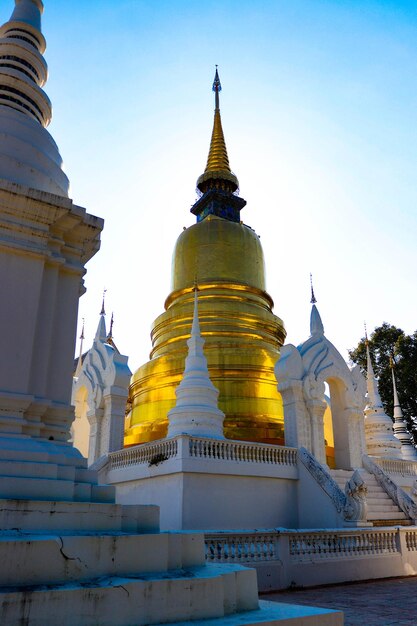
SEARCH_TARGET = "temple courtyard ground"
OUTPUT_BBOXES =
[264,576,417,625]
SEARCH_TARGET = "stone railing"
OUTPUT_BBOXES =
[108,438,178,470]
[205,532,279,563]
[204,527,417,592]
[376,458,417,477]
[189,438,297,465]
[363,454,417,522]
[107,435,297,470]
[204,528,401,567]
[405,530,417,551]
[288,529,398,561]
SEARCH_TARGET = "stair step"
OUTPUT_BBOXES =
[368,511,408,520]
[330,469,409,523]
[368,504,403,513]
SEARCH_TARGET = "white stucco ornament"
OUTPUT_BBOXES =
[72,309,131,465]
[167,289,225,439]
[276,302,367,470]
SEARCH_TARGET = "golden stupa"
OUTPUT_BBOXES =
[125,69,286,446]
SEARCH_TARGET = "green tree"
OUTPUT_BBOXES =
[349,323,417,441]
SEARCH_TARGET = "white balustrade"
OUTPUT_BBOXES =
[189,438,297,465]
[204,528,406,565]
[205,533,278,563]
[109,438,178,469]
[108,436,297,470]
[288,530,398,561]
[405,530,417,551]
[377,458,417,477]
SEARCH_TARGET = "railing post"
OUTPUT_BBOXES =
[397,527,408,556]
[276,533,290,587]
[177,435,189,460]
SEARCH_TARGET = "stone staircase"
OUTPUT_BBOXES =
[331,469,410,526]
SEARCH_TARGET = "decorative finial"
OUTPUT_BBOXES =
[75,318,85,378]
[310,273,317,304]
[100,288,107,316]
[212,66,221,110]
[109,312,114,339]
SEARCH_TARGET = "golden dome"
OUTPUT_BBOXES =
[171,215,266,294]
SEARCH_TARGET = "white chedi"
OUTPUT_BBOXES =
[391,365,417,460]
[167,289,225,439]
[364,342,402,459]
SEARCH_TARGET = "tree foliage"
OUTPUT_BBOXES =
[349,323,417,439]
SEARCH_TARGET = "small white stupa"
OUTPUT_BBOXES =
[391,359,417,460]
[167,287,225,439]
[364,335,402,459]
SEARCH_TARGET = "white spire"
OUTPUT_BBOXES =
[9,0,44,32]
[310,304,324,336]
[364,336,402,459]
[0,0,69,195]
[75,319,85,378]
[365,341,383,408]
[309,275,324,336]
[95,294,107,342]
[167,288,225,439]
[391,362,417,460]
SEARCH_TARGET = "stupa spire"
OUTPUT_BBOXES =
[196,68,239,196]
[365,334,383,408]
[0,0,50,125]
[391,358,417,460]
[167,287,225,439]
[364,329,402,458]
[95,291,107,342]
[0,0,69,195]
[191,68,246,223]
[9,0,44,32]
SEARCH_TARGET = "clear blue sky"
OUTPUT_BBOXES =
[2,0,416,368]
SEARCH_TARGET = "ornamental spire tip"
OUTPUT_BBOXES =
[310,273,317,305]
[212,66,221,110]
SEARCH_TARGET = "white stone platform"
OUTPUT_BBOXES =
[101,435,299,530]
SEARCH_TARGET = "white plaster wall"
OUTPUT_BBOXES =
[0,249,45,392]
[112,471,297,531]
[183,473,297,530]
[115,473,184,531]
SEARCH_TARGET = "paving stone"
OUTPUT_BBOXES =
[263,576,417,626]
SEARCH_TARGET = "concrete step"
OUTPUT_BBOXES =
[0,564,263,626]
[367,503,404,512]
[367,511,408,520]
[0,531,205,586]
[0,499,159,533]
